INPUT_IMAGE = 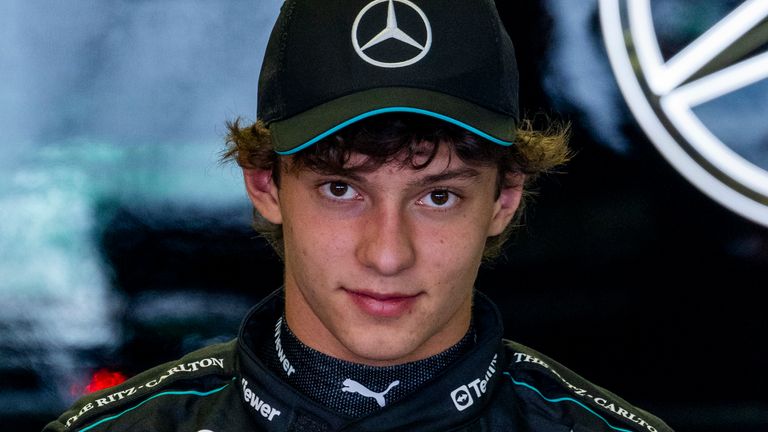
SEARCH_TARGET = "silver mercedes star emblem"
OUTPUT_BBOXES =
[352,0,432,68]
[600,0,768,227]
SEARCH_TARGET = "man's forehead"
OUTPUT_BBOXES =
[283,144,485,177]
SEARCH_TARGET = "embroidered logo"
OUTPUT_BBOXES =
[351,0,432,68]
[241,378,282,422]
[449,353,497,411]
[450,385,474,411]
[341,378,400,407]
[274,317,296,376]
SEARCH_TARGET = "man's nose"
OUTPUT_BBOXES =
[355,204,416,276]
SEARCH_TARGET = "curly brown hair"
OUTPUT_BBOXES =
[221,113,570,260]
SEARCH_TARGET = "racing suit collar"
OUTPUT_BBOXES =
[236,289,506,431]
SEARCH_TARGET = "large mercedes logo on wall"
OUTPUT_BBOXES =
[352,0,432,68]
[600,0,768,227]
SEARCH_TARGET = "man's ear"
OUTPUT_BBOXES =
[487,173,525,236]
[243,168,283,224]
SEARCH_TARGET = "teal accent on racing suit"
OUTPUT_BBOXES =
[43,290,674,432]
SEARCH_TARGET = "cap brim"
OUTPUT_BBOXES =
[268,87,517,155]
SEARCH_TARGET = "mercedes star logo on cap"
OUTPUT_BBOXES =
[352,0,432,68]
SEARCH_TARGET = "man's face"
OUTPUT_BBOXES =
[245,143,522,366]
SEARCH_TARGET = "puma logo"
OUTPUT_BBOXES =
[341,378,400,407]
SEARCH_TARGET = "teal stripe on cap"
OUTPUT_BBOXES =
[275,107,514,155]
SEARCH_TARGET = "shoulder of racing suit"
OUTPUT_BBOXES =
[41,339,239,432]
[501,339,674,432]
[42,289,676,432]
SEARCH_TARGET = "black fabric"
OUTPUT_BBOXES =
[259,0,518,121]
[258,313,475,417]
[43,289,676,432]
[257,0,519,152]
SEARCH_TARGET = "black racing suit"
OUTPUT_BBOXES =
[43,290,674,432]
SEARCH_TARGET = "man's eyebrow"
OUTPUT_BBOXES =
[411,167,482,186]
[314,169,367,183]
[311,166,481,185]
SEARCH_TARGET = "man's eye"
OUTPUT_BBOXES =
[320,182,360,201]
[419,190,458,208]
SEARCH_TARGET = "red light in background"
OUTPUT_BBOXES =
[70,369,128,396]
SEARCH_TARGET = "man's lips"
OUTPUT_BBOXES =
[343,288,421,318]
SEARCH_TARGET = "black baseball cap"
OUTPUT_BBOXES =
[257,0,519,155]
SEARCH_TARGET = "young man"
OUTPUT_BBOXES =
[45,1,674,431]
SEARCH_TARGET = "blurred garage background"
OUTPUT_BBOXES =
[1,0,766,431]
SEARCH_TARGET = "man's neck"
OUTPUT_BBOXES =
[256,313,476,418]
